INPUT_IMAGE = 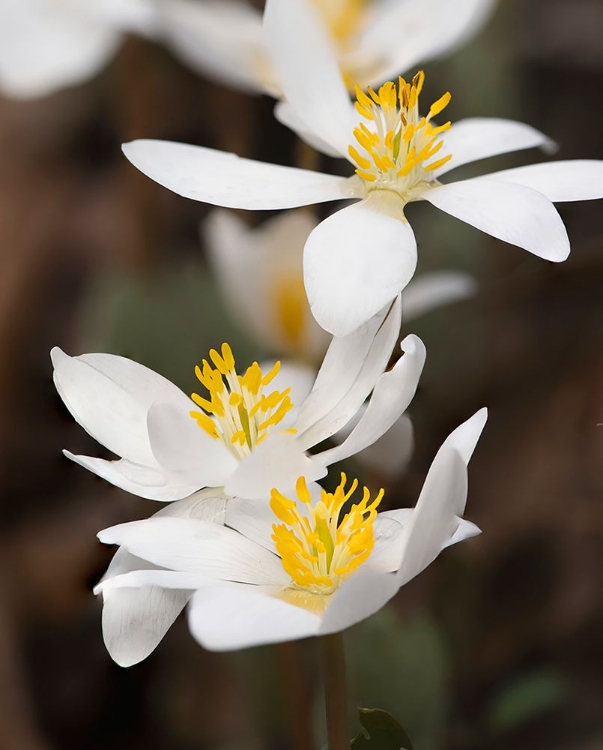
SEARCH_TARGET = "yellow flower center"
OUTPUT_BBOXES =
[349,72,453,201]
[271,474,384,596]
[312,0,367,47]
[272,273,308,352]
[189,343,295,459]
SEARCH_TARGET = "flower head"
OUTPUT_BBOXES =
[52,296,425,501]
[96,408,488,655]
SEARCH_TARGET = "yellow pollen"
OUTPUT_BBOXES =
[349,72,453,194]
[189,343,295,458]
[312,0,367,46]
[271,474,384,596]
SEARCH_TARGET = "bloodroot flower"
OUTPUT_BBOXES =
[51,296,425,501]
[97,408,487,653]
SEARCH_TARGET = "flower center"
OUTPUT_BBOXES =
[349,72,453,201]
[271,474,384,596]
[189,343,295,459]
[272,273,308,351]
[312,0,367,46]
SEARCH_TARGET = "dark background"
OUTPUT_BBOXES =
[0,0,602,747]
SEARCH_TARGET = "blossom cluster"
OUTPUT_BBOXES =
[34,0,603,666]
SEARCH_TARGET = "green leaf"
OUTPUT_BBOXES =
[351,708,415,750]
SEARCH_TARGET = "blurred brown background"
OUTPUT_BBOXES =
[0,0,602,748]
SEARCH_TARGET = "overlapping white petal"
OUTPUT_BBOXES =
[53,298,422,502]
[98,410,486,652]
[0,0,157,98]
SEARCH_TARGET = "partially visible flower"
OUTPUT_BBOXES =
[205,208,476,363]
[96,408,487,653]
[123,0,603,337]
[0,0,157,98]
[51,296,425,501]
[152,0,497,95]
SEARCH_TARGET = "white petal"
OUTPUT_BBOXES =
[293,302,393,437]
[354,414,414,479]
[319,568,401,635]
[52,347,189,466]
[147,401,237,484]
[402,271,477,321]
[443,517,481,548]
[353,0,498,88]
[224,433,327,500]
[304,193,417,336]
[101,570,190,667]
[483,160,603,203]
[99,517,290,585]
[0,1,118,98]
[64,452,205,502]
[122,140,357,209]
[98,489,227,666]
[262,361,316,427]
[296,295,402,449]
[369,515,409,573]
[317,334,425,466]
[155,0,270,93]
[187,584,321,650]
[423,179,570,262]
[263,0,355,157]
[434,118,555,178]
[395,408,487,587]
[274,101,344,159]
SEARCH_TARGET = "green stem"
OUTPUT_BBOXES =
[276,642,315,750]
[320,633,349,750]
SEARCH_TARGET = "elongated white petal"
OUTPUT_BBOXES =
[224,433,327,500]
[395,408,487,587]
[317,335,425,466]
[354,0,498,89]
[434,118,555,177]
[155,0,270,93]
[101,568,191,667]
[304,193,417,336]
[296,296,402,449]
[122,140,356,209]
[188,584,321,650]
[99,517,290,586]
[423,179,570,262]
[443,517,481,548]
[293,302,393,437]
[319,568,401,635]
[484,160,603,202]
[263,0,354,157]
[0,1,119,98]
[52,348,190,466]
[274,101,344,159]
[99,490,227,666]
[147,402,237,484]
[64,452,203,502]
[402,271,477,321]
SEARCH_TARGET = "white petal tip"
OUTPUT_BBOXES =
[400,334,426,357]
[50,346,67,366]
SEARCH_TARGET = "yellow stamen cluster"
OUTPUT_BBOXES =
[190,343,295,458]
[271,474,384,595]
[349,72,453,196]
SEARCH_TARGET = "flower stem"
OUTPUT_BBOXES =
[319,633,349,750]
[276,642,315,750]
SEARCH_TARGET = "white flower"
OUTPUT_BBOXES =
[206,208,476,363]
[96,408,487,654]
[51,296,425,501]
[152,0,497,95]
[0,0,157,98]
[122,0,603,337]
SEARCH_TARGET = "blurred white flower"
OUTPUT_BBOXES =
[0,0,157,98]
[123,0,603,337]
[51,296,425,501]
[205,208,476,363]
[152,0,497,95]
[97,408,486,654]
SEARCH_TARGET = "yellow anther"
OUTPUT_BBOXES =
[348,145,372,170]
[429,91,451,118]
[424,154,453,172]
[190,411,220,440]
